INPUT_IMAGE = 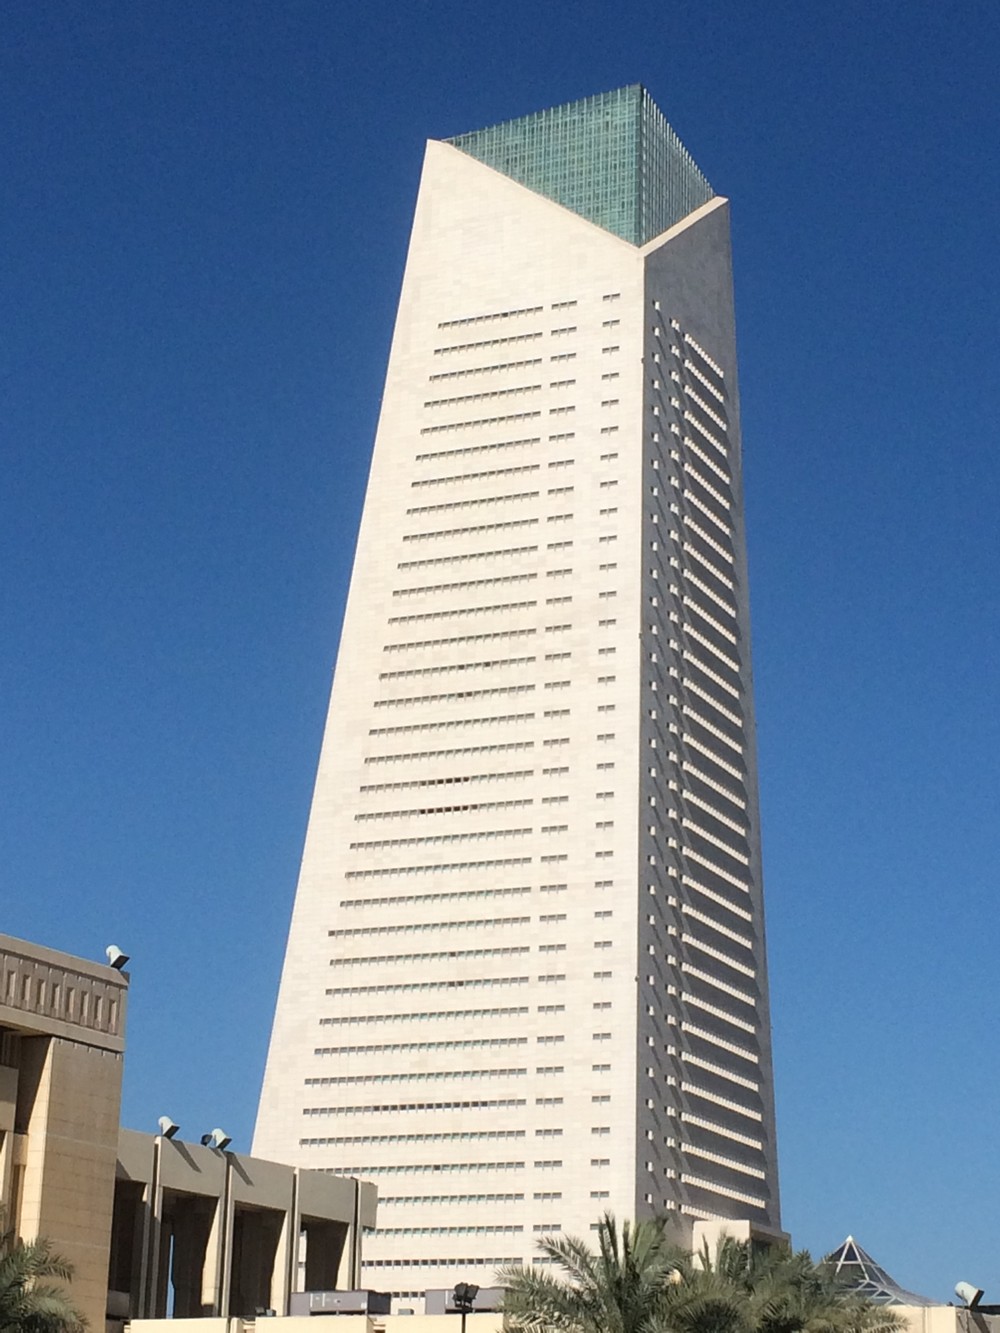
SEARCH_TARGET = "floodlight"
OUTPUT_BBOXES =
[157,1116,180,1140]
[105,945,130,971]
[955,1283,983,1309]
[200,1127,232,1151]
[453,1284,479,1310]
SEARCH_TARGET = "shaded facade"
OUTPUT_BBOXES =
[0,933,128,1330]
[111,1129,376,1322]
[256,86,781,1301]
[1,933,376,1330]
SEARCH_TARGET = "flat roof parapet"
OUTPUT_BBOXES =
[0,931,128,1050]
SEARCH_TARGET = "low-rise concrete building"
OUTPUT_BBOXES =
[0,932,129,1329]
[111,1129,376,1322]
[1,933,376,1332]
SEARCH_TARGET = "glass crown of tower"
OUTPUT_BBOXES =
[446,83,714,246]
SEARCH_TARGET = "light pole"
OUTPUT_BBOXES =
[453,1282,479,1333]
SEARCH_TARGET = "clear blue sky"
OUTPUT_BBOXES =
[3,0,999,1302]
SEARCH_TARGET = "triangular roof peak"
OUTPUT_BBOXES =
[444,85,714,246]
[824,1235,937,1307]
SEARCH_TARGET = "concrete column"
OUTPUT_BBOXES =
[270,1170,299,1314]
[14,1036,122,1331]
[199,1172,232,1317]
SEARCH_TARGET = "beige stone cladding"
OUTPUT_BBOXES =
[637,200,781,1230]
[0,934,128,1331]
[256,122,780,1303]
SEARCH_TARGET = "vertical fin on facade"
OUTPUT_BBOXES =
[445,84,714,245]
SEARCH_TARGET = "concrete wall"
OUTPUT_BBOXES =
[127,1316,504,1333]
[0,934,128,1332]
[113,1128,376,1321]
[894,1308,1000,1333]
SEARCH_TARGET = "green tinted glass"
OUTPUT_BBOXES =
[446,85,713,246]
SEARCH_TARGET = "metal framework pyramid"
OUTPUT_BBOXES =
[446,84,714,245]
[824,1235,936,1306]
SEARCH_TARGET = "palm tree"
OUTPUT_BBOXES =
[664,1236,903,1333]
[0,1225,85,1333]
[500,1213,682,1333]
[500,1217,903,1333]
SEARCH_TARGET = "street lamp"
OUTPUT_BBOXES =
[453,1282,479,1333]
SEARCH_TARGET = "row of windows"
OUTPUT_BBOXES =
[329,914,530,938]
[685,435,731,487]
[682,817,749,866]
[398,544,538,570]
[329,944,530,968]
[683,539,735,591]
[384,629,537,652]
[306,1067,528,1086]
[406,490,540,516]
[354,797,533,821]
[684,625,740,677]
[374,1225,523,1236]
[682,362,725,410]
[300,1128,527,1143]
[683,648,741,701]
[402,517,538,543]
[682,1111,761,1150]
[326,975,531,996]
[316,1033,620,1057]
[380,1193,524,1205]
[368,712,535,735]
[332,1162,524,1175]
[684,569,737,621]
[684,487,731,537]
[684,514,734,566]
[684,962,755,1011]
[318,1005,530,1026]
[359,769,534,791]
[684,704,743,753]
[680,1080,762,1121]
[415,435,539,462]
[424,383,541,409]
[684,384,728,434]
[682,1021,758,1068]
[386,603,538,630]
[315,1037,528,1056]
[340,886,530,909]
[364,744,534,766]
[304,1098,526,1116]
[428,357,542,382]
[683,333,725,382]
[420,410,541,436]
[348,828,530,851]
[364,1254,523,1266]
[678,595,737,648]
[688,869,757,922]
[433,331,542,356]
[379,658,537,683]
[373,681,535,704]
[438,305,543,330]
[411,463,539,488]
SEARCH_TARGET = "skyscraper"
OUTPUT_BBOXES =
[255,85,781,1301]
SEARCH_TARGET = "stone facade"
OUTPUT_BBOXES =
[0,932,128,1330]
[256,89,781,1305]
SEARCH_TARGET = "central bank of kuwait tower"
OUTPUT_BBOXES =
[256,86,781,1297]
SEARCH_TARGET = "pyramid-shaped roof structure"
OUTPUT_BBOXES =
[824,1235,937,1307]
[445,84,714,246]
